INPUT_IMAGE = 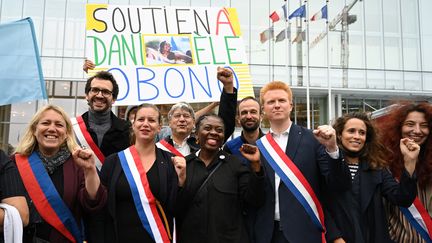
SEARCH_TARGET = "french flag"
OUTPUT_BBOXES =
[269,4,287,23]
[310,5,328,21]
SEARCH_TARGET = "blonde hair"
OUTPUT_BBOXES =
[15,104,79,156]
[259,81,293,105]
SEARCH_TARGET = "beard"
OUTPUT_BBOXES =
[88,97,111,113]
[241,119,260,132]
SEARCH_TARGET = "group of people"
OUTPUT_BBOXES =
[0,64,430,243]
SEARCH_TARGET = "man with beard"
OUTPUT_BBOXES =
[224,96,265,165]
[71,71,131,243]
[156,67,237,157]
[71,71,130,170]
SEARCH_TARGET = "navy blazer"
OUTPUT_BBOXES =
[324,161,417,242]
[251,124,351,243]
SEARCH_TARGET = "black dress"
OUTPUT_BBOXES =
[115,162,160,242]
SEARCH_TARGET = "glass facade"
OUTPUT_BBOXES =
[1,0,432,150]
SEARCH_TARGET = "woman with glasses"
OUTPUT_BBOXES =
[99,103,186,243]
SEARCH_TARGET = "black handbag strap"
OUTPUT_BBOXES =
[193,161,222,202]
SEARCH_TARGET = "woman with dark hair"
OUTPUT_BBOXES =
[159,40,192,64]
[100,103,185,243]
[176,113,264,243]
[158,41,175,63]
[376,102,432,242]
[325,112,418,243]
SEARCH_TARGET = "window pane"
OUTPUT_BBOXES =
[42,0,66,57]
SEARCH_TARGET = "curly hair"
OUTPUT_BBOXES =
[375,102,432,188]
[333,112,389,170]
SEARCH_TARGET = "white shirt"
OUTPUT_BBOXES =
[269,126,291,221]
[173,136,191,156]
[269,125,339,221]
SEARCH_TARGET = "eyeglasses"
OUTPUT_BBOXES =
[89,87,113,97]
[172,113,192,120]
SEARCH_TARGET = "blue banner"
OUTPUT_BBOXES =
[0,18,47,106]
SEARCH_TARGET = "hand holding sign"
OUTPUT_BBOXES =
[217,67,234,93]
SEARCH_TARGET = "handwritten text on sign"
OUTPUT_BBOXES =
[86,5,254,105]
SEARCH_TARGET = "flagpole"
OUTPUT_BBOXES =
[326,1,332,124]
[271,22,275,81]
[305,0,311,129]
[286,0,292,85]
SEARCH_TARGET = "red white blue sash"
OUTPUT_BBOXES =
[256,133,325,233]
[156,140,184,157]
[15,153,82,243]
[400,197,432,243]
[71,116,105,170]
[118,146,171,243]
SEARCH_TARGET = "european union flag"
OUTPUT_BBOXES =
[0,18,47,106]
[289,5,306,20]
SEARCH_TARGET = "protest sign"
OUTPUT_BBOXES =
[86,4,254,105]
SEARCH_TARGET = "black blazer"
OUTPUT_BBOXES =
[177,150,265,243]
[80,111,131,157]
[99,146,178,243]
[324,161,417,243]
[251,124,351,243]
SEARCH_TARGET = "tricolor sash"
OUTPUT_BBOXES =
[156,140,184,157]
[400,197,432,243]
[118,146,171,243]
[71,116,105,170]
[256,133,326,235]
[15,153,82,243]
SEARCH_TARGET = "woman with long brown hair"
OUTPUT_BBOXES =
[325,112,418,243]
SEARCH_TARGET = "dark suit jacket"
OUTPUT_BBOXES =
[324,161,417,243]
[80,111,131,243]
[80,111,131,157]
[252,124,351,243]
[99,146,178,243]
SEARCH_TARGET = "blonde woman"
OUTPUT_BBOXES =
[13,104,106,243]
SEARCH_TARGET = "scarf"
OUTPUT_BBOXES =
[36,146,71,174]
